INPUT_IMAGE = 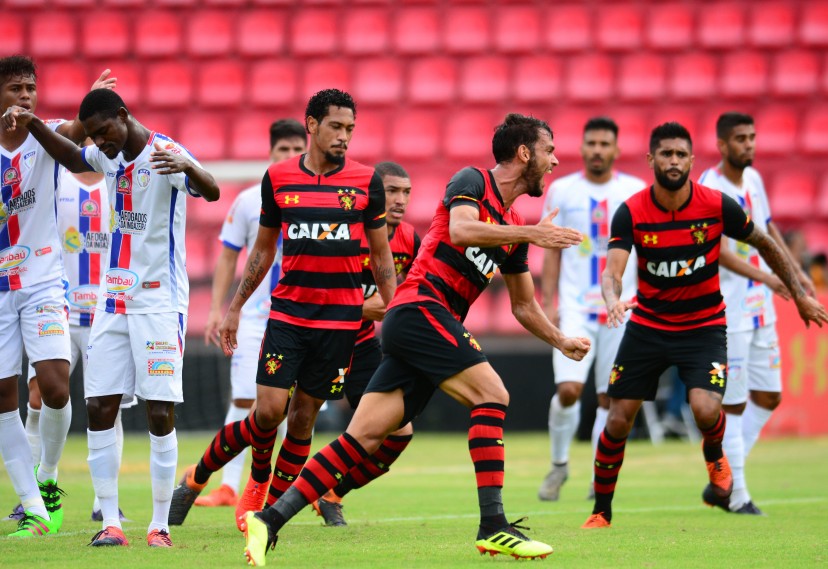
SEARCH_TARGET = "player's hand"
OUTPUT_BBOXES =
[91,69,117,91]
[2,105,34,131]
[794,295,828,329]
[798,270,818,298]
[606,300,637,328]
[150,141,191,175]
[558,336,591,361]
[219,309,241,356]
[533,208,583,249]
[204,308,223,347]
[765,274,791,301]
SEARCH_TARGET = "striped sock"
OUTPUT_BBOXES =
[266,433,312,506]
[593,428,627,521]
[333,433,413,498]
[194,413,278,485]
[469,403,508,535]
[700,410,726,463]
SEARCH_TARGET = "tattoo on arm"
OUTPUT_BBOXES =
[239,251,267,300]
[744,230,805,299]
[375,265,394,284]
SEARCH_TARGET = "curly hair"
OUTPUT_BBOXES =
[0,55,37,87]
[492,113,552,164]
[304,89,356,129]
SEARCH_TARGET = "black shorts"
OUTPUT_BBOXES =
[364,301,488,425]
[344,338,382,410]
[255,319,357,401]
[607,321,728,401]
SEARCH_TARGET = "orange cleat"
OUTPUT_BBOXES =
[236,473,272,532]
[195,484,238,507]
[147,529,173,547]
[705,453,733,499]
[581,513,611,529]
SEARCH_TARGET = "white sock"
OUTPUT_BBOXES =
[25,405,41,467]
[549,394,580,465]
[220,405,250,493]
[591,407,609,480]
[722,412,749,509]
[0,411,48,518]
[149,430,178,534]
[742,400,774,457]
[92,412,124,514]
[36,401,72,483]
[88,428,121,529]
[277,416,287,442]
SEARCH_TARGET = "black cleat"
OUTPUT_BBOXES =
[702,483,730,512]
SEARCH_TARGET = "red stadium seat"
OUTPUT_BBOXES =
[251,0,293,4]
[237,11,287,56]
[512,56,563,103]
[403,169,445,231]
[489,286,525,335]
[82,12,129,58]
[803,223,828,253]
[343,8,390,55]
[178,114,227,162]
[609,109,648,161]
[459,57,509,104]
[53,0,94,6]
[250,61,298,108]
[443,6,491,54]
[345,112,386,163]
[800,108,828,155]
[352,58,402,105]
[145,62,193,108]
[769,171,814,221]
[5,0,47,5]
[748,2,794,48]
[186,11,233,57]
[696,105,741,157]
[668,53,717,100]
[648,106,700,151]
[408,57,457,105]
[389,110,440,162]
[720,51,768,98]
[156,0,196,6]
[698,4,745,49]
[29,13,76,58]
[494,6,540,53]
[185,287,213,336]
[799,3,828,47]
[544,108,592,159]
[142,113,179,142]
[102,0,145,5]
[596,4,643,51]
[230,114,275,160]
[753,107,797,155]
[770,51,819,98]
[393,8,440,54]
[102,63,142,108]
[38,62,89,110]
[646,4,694,50]
[205,0,246,5]
[197,61,245,107]
[544,5,591,51]
[565,55,614,102]
[618,54,666,101]
[462,289,493,336]
[291,10,338,56]
[301,60,350,101]
[444,109,501,161]
[135,11,182,57]
[0,15,24,54]
[817,174,828,219]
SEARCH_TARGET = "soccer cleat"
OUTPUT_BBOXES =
[36,472,66,531]
[702,483,730,512]
[310,493,347,527]
[733,501,766,516]
[147,529,173,547]
[705,454,733,499]
[91,508,131,522]
[474,517,553,560]
[7,512,58,537]
[236,473,272,532]
[168,465,207,526]
[243,511,278,567]
[89,526,129,546]
[4,504,25,522]
[195,484,238,507]
[538,464,568,501]
[581,512,611,529]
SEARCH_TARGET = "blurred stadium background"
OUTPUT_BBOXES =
[9,0,828,435]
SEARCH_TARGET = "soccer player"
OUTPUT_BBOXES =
[0,55,115,537]
[4,88,221,546]
[698,112,816,515]
[538,117,645,502]
[310,160,420,526]
[169,89,396,533]
[582,122,828,529]
[242,113,590,566]
[194,119,307,509]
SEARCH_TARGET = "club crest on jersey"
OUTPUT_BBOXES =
[646,256,706,278]
[3,166,21,186]
[287,222,350,240]
[609,364,624,385]
[136,168,151,189]
[117,175,131,194]
[690,223,708,245]
[393,253,411,275]
[337,189,357,210]
[465,246,497,282]
[463,332,482,352]
[23,151,36,169]
[63,227,82,253]
[264,353,283,375]
[80,199,100,217]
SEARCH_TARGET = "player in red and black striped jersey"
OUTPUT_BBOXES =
[244,114,591,565]
[583,122,828,530]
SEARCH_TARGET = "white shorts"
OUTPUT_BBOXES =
[27,323,88,378]
[230,316,267,400]
[552,310,626,394]
[0,279,71,378]
[85,310,187,404]
[723,325,782,405]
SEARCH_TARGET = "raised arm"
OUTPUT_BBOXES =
[3,108,90,172]
[449,205,582,249]
[365,225,396,307]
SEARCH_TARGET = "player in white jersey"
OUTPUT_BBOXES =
[698,112,816,515]
[194,119,306,508]
[0,55,115,537]
[538,117,645,502]
[5,88,220,546]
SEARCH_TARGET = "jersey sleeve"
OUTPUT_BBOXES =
[500,243,530,274]
[166,141,203,196]
[80,144,104,174]
[363,171,387,230]
[259,171,281,229]
[218,191,248,251]
[608,202,634,252]
[721,192,755,241]
[443,167,485,211]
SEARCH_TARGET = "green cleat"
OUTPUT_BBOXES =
[35,465,65,532]
[243,511,278,566]
[475,518,553,560]
[7,512,58,537]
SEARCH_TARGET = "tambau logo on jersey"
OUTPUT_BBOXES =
[646,257,706,278]
[287,222,350,240]
[68,284,98,309]
[105,268,138,292]
[0,245,30,270]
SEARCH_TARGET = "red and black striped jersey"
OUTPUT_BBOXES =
[608,182,754,331]
[356,221,421,345]
[389,167,529,322]
[260,154,386,330]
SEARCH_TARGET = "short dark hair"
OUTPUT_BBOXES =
[79,89,128,122]
[374,161,409,179]
[269,118,306,149]
[305,89,356,130]
[716,112,754,140]
[649,121,692,154]
[584,116,619,138]
[0,55,36,86]
[492,113,553,164]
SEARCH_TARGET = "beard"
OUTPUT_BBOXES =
[522,154,546,197]
[654,168,689,192]
[726,154,752,170]
[324,150,345,165]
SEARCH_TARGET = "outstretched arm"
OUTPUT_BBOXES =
[449,204,582,250]
[3,109,90,172]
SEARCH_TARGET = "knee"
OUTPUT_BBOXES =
[146,402,174,436]
[751,391,781,411]
[605,410,633,438]
[555,383,582,407]
[253,404,284,431]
